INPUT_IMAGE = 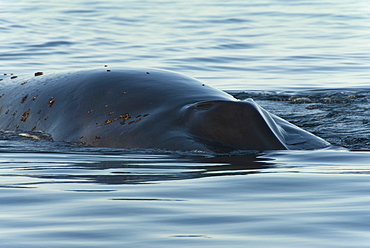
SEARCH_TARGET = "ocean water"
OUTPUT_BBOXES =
[1,0,369,90]
[1,0,370,247]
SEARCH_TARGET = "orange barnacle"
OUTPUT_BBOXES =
[92,136,102,143]
[104,119,113,125]
[20,94,29,103]
[48,97,55,107]
[121,113,131,120]
[128,118,141,124]
[20,109,31,122]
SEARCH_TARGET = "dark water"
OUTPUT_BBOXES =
[1,0,370,247]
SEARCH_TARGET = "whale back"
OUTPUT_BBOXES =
[0,68,330,151]
[0,68,233,148]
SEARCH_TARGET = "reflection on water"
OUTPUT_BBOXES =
[1,149,370,247]
[1,148,370,188]
[0,150,273,187]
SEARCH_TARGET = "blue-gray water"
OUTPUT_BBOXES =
[1,0,370,247]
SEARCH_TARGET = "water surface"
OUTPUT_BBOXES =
[1,0,369,90]
[1,0,370,247]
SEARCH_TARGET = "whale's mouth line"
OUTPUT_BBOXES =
[194,102,215,110]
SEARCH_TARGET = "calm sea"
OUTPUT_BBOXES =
[1,0,370,247]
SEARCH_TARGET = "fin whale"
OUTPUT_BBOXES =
[0,68,330,152]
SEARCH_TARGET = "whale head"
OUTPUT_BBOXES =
[182,99,330,152]
[182,100,288,152]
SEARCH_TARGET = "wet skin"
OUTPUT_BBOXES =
[0,68,330,152]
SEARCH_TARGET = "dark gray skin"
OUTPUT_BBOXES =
[0,68,330,152]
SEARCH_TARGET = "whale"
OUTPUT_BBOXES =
[0,68,330,152]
